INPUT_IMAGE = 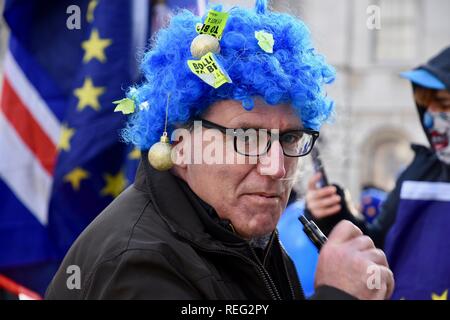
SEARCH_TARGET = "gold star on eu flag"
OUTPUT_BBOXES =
[128,147,141,160]
[58,124,75,152]
[101,171,127,198]
[64,167,90,191]
[81,28,112,63]
[74,77,105,111]
[86,0,98,23]
[432,289,448,300]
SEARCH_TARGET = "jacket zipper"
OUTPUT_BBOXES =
[261,231,303,299]
[277,236,305,299]
[184,239,281,300]
[248,245,282,300]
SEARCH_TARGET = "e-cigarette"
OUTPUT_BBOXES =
[298,215,327,251]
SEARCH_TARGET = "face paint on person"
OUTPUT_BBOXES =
[416,88,450,164]
[423,110,450,163]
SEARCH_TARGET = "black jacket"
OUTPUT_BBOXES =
[46,153,354,300]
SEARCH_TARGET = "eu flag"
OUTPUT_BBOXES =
[1,0,204,297]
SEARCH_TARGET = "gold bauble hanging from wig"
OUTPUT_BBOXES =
[148,134,174,171]
[190,34,220,58]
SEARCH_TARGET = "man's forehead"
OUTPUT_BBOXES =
[230,113,302,130]
[206,99,302,129]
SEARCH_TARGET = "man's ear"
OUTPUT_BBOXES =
[170,138,189,181]
[171,137,188,170]
[171,127,193,174]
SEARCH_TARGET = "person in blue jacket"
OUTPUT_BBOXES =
[304,46,450,300]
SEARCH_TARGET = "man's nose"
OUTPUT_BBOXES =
[257,140,286,179]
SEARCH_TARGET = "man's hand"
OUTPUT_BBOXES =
[315,220,395,300]
[306,172,341,218]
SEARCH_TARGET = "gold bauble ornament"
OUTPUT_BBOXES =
[190,34,220,58]
[148,134,174,171]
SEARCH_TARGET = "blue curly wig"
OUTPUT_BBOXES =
[122,0,336,150]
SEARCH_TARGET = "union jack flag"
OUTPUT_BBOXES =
[0,0,205,297]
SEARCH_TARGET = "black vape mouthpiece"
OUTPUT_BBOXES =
[298,215,328,251]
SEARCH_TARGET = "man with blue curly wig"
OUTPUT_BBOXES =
[46,0,394,300]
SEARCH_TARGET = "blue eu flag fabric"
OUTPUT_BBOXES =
[46,1,139,261]
[1,0,204,298]
[1,0,143,296]
[384,181,450,300]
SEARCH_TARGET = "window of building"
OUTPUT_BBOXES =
[373,0,419,63]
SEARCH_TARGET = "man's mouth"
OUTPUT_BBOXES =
[243,192,282,205]
[252,192,280,198]
[430,130,449,150]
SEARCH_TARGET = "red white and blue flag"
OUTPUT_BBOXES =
[0,0,205,297]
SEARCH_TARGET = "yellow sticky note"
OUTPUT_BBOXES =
[188,52,232,88]
[113,98,136,114]
[255,30,274,53]
[196,10,229,40]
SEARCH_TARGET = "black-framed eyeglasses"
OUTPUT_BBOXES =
[195,119,319,157]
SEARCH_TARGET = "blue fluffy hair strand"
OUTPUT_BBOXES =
[122,0,336,150]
